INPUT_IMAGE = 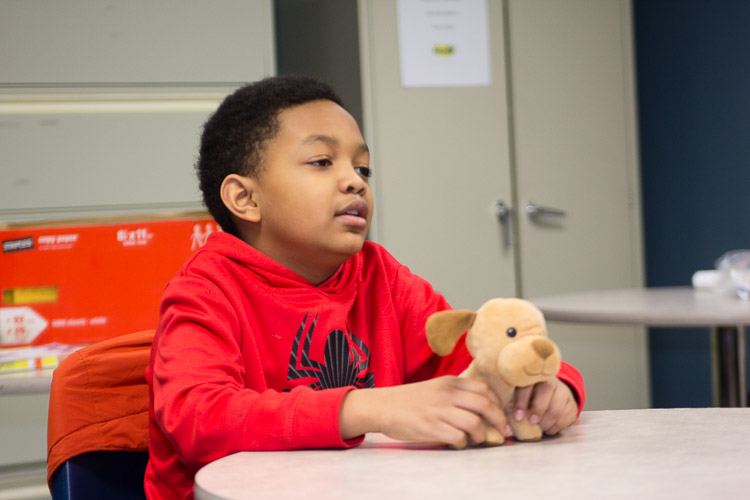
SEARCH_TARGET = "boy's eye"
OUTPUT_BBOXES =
[355,166,372,178]
[310,159,332,167]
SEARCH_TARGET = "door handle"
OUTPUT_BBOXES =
[494,200,513,248]
[526,201,566,222]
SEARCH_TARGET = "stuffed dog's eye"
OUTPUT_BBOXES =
[507,327,517,338]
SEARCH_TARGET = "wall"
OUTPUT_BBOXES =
[634,0,750,407]
[274,0,364,129]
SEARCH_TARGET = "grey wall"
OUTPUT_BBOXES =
[274,0,364,128]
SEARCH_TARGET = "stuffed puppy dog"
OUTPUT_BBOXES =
[425,298,561,445]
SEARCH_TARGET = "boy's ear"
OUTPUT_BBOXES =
[220,174,261,223]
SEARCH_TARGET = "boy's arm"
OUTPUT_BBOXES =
[150,279,361,470]
[339,361,583,446]
[339,376,512,447]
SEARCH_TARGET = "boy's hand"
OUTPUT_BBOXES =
[340,376,511,448]
[512,378,578,436]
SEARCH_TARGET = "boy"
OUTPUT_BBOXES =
[145,75,585,500]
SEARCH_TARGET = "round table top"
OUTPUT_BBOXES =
[194,408,750,500]
[529,286,750,327]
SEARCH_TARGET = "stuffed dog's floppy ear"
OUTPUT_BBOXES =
[425,310,476,355]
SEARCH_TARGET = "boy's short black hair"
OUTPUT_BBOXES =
[197,75,345,235]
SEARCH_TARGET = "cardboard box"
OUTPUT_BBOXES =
[0,212,218,347]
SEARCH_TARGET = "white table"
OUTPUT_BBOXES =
[194,408,750,500]
[530,287,750,407]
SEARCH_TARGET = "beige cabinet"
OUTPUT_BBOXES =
[0,0,275,223]
[359,0,648,410]
[0,0,273,85]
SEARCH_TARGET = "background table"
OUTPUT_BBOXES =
[530,287,750,407]
[194,408,750,500]
[0,369,54,395]
[0,371,52,495]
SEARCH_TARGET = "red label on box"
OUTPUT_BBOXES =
[1,215,217,346]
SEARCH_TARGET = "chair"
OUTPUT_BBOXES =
[50,450,149,500]
[47,330,155,499]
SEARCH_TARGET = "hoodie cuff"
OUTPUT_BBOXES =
[557,361,586,415]
[291,386,365,449]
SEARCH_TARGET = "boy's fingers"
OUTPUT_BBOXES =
[544,398,576,435]
[453,377,502,407]
[528,380,554,424]
[539,382,576,434]
[538,398,561,431]
[513,385,534,421]
[434,421,470,449]
[450,379,511,438]
[442,408,486,445]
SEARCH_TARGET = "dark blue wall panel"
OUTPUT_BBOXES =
[634,0,750,407]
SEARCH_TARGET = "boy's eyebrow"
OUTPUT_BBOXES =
[302,134,369,153]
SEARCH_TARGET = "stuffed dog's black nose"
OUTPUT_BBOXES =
[532,339,553,359]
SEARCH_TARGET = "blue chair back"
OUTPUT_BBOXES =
[50,450,149,500]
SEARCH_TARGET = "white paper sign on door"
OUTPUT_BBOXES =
[397,0,491,88]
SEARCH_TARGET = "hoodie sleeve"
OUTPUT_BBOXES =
[388,262,473,383]
[149,277,362,471]
[557,360,586,414]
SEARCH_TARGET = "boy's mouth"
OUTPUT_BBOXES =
[335,200,369,225]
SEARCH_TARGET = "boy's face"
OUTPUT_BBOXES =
[247,99,373,282]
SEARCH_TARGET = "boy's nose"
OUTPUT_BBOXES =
[345,181,366,195]
[340,169,367,195]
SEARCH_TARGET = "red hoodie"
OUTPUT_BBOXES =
[145,232,584,499]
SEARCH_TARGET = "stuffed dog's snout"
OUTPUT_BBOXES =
[498,335,561,387]
[533,338,555,359]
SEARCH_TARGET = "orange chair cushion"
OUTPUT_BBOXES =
[47,330,154,486]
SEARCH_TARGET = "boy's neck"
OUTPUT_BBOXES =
[272,252,342,285]
[237,229,347,285]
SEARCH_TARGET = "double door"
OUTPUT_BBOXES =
[360,0,648,410]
